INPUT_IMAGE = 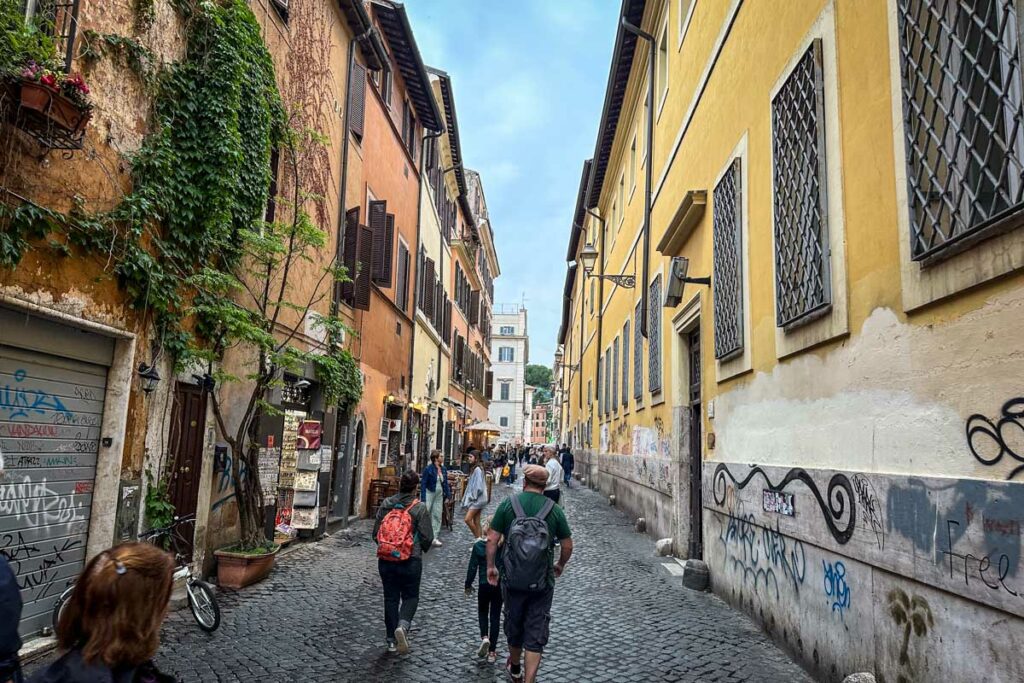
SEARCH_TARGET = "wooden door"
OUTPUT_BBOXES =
[168,382,207,561]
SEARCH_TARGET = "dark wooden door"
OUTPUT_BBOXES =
[687,327,704,560]
[168,382,207,561]
[348,422,365,517]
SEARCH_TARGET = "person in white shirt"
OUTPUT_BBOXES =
[542,445,563,505]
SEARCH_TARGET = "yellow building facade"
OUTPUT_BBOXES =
[560,1,1024,680]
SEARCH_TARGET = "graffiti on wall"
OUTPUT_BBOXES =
[712,463,856,544]
[965,397,1024,481]
[822,559,851,618]
[707,463,1024,619]
[0,475,87,529]
[212,448,249,512]
[887,589,934,679]
[0,369,74,421]
[717,502,806,601]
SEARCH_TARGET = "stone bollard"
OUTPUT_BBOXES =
[842,675,876,683]
[655,538,673,556]
[609,494,616,506]
[682,559,709,591]
[634,517,646,533]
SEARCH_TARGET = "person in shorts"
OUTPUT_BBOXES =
[485,464,573,683]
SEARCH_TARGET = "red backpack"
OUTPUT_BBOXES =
[376,499,420,561]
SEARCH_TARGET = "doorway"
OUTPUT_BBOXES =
[348,420,365,517]
[168,382,207,562]
[686,326,703,559]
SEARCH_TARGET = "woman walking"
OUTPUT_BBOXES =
[461,451,488,539]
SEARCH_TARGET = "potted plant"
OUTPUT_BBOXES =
[213,543,281,589]
[13,61,92,136]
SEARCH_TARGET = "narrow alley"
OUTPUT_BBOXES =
[145,483,808,682]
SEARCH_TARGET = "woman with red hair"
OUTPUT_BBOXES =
[30,542,178,683]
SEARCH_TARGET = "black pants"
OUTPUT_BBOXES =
[379,556,422,639]
[477,583,503,649]
[543,489,561,505]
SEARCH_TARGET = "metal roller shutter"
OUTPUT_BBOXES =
[0,342,109,638]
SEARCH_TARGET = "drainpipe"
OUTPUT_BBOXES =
[410,129,445,464]
[622,17,655,339]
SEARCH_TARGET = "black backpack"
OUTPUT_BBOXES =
[502,495,556,592]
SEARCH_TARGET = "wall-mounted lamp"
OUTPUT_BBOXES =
[577,242,636,288]
[137,363,161,394]
[384,393,396,404]
[664,256,711,308]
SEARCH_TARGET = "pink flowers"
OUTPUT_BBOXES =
[14,60,93,111]
[65,73,89,95]
[40,73,57,88]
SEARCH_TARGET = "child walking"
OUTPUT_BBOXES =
[465,521,502,663]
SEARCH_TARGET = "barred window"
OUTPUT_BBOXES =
[648,275,663,393]
[633,301,643,400]
[772,40,832,329]
[898,0,1024,260]
[621,320,630,408]
[612,337,619,412]
[604,349,612,417]
[25,1,80,72]
[713,158,744,359]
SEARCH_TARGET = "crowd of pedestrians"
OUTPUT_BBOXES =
[1,442,576,683]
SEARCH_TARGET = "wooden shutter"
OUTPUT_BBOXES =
[371,213,394,287]
[484,370,493,398]
[340,207,360,304]
[422,258,435,318]
[469,290,480,325]
[369,201,388,285]
[443,299,452,345]
[453,335,464,380]
[348,62,366,138]
[395,243,409,312]
[433,280,443,330]
[354,225,373,311]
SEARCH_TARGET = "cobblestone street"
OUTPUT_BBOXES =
[112,481,808,682]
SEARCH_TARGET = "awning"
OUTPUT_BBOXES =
[465,420,502,433]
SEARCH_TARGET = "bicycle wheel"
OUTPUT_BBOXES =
[187,579,220,632]
[51,583,75,633]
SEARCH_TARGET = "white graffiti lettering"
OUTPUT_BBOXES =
[0,475,87,529]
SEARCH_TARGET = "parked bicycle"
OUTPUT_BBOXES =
[52,514,220,633]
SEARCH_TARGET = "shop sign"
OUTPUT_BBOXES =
[297,420,322,450]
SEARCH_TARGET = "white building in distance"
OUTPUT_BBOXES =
[489,305,529,445]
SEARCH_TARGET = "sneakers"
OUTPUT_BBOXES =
[394,621,410,654]
[386,639,397,653]
[477,637,490,658]
[432,539,442,547]
[486,651,497,664]
[505,657,524,683]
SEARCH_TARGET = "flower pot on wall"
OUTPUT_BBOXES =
[15,80,91,136]
[214,545,280,589]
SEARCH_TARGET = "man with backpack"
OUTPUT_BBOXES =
[373,470,435,654]
[486,464,573,683]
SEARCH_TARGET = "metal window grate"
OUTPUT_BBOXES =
[633,302,643,400]
[897,0,1024,260]
[604,349,612,417]
[612,337,619,412]
[772,39,832,329]
[648,275,663,393]
[621,320,630,407]
[713,158,744,359]
[30,0,80,72]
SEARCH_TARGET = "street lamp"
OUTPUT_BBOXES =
[137,363,161,394]
[576,241,636,289]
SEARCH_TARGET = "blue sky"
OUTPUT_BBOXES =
[404,0,620,367]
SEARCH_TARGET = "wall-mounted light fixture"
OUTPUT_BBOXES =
[664,256,711,308]
[577,242,636,288]
[137,363,161,394]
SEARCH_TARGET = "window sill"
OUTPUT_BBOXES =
[649,390,665,408]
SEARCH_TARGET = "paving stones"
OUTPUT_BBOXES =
[36,482,813,681]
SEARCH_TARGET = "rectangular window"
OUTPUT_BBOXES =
[589,279,595,315]
[897,0,1024,261]
[499,347,514,362]
[657,22,669,108]
[630,134,637,193]
[648,276,663,393]
[713,158,744,359]
[772,40,831,329]
[618,174,625,225]
[500,416,509,427]
[500,325,515,335]
[622,319,630,407]
[381,66,393,107]
[396,242,410,312]
[25,0,80,72]
[633,301,643,400]
[612,337,619,412]
[500,383,510,401]
[603,349,612,416]
[678,0,695,47]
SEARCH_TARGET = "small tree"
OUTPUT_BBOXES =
[192,125,361,550]
[525,364,553,392]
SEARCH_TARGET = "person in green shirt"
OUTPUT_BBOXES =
[485,464,573,683]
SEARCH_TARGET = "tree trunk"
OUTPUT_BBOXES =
[234,405,267,549]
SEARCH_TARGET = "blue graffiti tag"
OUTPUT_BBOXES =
[822,559,852,617]
[0,369,74,422]
[212,449,249,511]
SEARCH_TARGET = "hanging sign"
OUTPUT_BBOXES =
[297,420,322,450]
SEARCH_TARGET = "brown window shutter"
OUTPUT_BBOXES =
[422,258,435,318]
[369,201,388,285]
[484,370,493,399]
[349,62,366,138]
[353,225,374,311]
[443,299,452,345]
[433,280,443,330]
[340,207,360,304]
[469,290,480,326]
[395,243,409,312]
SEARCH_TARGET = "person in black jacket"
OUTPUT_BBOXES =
[464,520,502,663]
[30,542,178,683]
[0,553,22,683]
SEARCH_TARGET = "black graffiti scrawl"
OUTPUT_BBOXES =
[712,463,857,545]
[966,397,1024,481]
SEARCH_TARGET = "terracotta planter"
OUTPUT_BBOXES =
[214,545,279,589]
[16,80,91,136]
